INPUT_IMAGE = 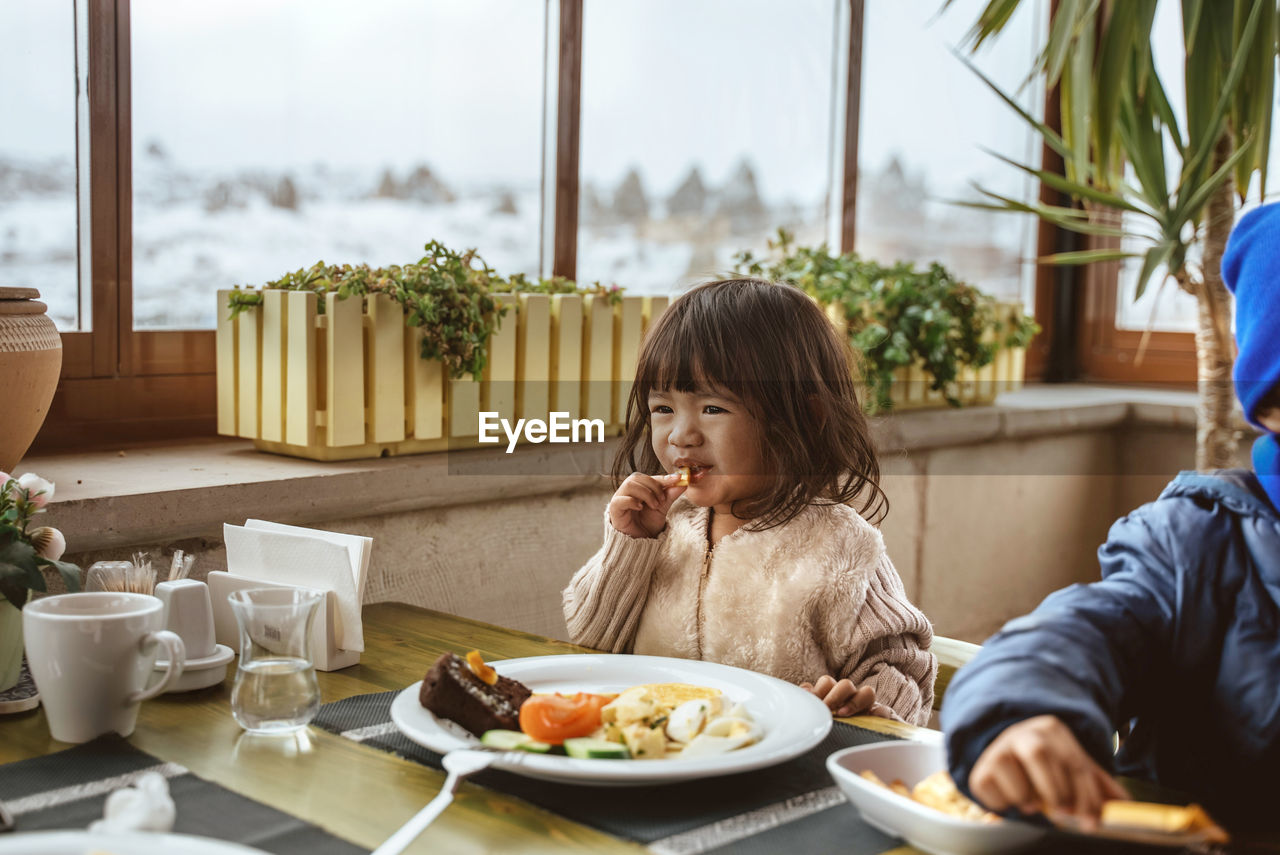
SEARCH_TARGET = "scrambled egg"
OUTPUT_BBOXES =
[596,684,760,760]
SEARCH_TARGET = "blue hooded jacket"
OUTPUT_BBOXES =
[942,470,1280,828]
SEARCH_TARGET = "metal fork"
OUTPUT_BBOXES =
[371,747,521,855]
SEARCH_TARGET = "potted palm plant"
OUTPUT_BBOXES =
[0,473,81,692]
[952,0,1277,468]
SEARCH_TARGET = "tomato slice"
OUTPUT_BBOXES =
[518,693,614,744]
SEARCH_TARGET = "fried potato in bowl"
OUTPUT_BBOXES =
[827,742,1046,855]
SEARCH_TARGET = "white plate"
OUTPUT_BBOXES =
[826,742,1046,855]
[0,831,270,854]
[389,653,832,785]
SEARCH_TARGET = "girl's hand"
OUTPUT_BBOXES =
[969,715,1128,828]
[800,676,889,718]
[608,472,687,539]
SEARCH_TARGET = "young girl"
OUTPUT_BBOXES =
[563,278,936,725]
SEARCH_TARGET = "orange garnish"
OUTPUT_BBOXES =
[465,650,498,685]
[519,693,612,744]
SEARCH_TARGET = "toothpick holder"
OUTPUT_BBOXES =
[207,571,360,671]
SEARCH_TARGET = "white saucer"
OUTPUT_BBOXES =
[154,644,235,693]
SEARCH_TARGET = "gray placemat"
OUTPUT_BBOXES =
[0,735,366,855]
[314,689,903,853]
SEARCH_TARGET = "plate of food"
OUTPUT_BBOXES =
[826,742,1231,855]
[388,651,832,785]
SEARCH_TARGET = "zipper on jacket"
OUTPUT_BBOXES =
[695,541,714,660]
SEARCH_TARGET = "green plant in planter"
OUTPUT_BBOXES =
[734,229,1039,413]
[0,473,81,610]
[496,273,626,305]
[227,240,629,380]
[227,240,510,380]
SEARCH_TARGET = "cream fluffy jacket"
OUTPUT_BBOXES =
[563,498,936,726]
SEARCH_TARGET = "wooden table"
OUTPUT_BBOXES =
[0,603,928,854]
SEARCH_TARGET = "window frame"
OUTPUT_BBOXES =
[41,0,217,449]
[37,0,1187,451]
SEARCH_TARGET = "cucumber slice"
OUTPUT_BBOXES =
[563,737,630,759]
[479,730,553,753]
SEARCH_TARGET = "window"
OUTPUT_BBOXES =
[37,0,1079,448]
[0,1,81,330]
[1114,0,1280,334]
[131,0,545,329]
[576,0,842,294]
[857,0,1046,309]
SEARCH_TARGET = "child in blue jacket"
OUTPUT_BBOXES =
[942,202,1280,831]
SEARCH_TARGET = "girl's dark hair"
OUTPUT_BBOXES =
[612,277,887,528]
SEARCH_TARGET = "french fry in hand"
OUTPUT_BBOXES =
[1100,801,1229,844]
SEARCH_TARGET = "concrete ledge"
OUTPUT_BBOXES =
[872,384,1200,453]
[20,384,1209,552]
[27,438,616,551]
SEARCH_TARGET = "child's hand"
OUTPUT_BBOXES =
[608,472,687,539]
[800,676,889,718]
[969,715,1128,828]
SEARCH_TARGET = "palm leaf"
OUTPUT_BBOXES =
[1172,131,1259,225]
[1231,0,1277,199]
[1040,248,1140,265]
[1132,0,1160,97]
[1095,2,1144,179]
[1064,21,1096,186]
[965,0,1024,50]
[1133,240,1178,300]
[1146,61,1185,157]
[1116,61,1171,213]
[958,189,1149,239]
[979,147,1153,214]
[1181,0,1264,195]
[1183,0,1221,187]
[1183,0,1205,48]
[1039,0,1088,86]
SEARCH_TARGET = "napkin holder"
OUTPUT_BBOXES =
[207,571,360,671]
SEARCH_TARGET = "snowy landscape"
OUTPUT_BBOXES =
[1,146,1035,332]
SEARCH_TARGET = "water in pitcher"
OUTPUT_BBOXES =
[231,656,321,733]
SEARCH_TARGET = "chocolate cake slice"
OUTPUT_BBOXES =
[418,651,531,737]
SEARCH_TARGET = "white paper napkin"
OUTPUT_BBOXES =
[223,522,367,651]
[244,519,373,604]
[87,772,175,833]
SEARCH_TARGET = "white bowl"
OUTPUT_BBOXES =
[826,741,1046,855]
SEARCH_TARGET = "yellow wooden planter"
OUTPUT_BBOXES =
[217,291,1025,461]
[216,290,668,461]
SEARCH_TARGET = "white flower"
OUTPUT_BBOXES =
[16,473,54,508]
[29,527,66,561]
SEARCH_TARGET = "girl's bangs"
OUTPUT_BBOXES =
[639,313,743,399]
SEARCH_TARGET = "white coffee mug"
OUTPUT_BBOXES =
[23,592,185,743]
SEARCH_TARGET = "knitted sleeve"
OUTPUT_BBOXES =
[562,514,665,652]
[822,553,937,726]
